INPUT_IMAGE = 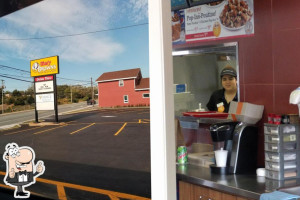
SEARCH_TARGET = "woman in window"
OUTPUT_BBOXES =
[206,65,238,113]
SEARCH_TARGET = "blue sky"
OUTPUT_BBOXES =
[0,0,149,91]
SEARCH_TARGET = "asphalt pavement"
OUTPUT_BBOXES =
[0,107,151,200]
[0,102,91,129]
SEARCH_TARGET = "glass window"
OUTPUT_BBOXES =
[173,43,239,116]
[119,80,124,87]
[124,95,129,103]
[143,93,150,98]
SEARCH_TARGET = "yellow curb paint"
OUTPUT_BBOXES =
[37,178,150,200]
[114,123,127,136]
[57,184,67,200]
[0,171,150,200]
[109,194,120,200]
[70,123,95,135]
[0,183,14,189]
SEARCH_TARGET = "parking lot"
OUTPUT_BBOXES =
[0,107,151,200]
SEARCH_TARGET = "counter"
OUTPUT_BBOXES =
[178,116,231,129]
[177,164,300,200]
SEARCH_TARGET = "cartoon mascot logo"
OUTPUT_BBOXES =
[32,62,39,71]
[3,143,45,198]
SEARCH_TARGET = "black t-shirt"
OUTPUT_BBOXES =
[206,89,238,113]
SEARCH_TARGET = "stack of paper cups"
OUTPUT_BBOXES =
[214,148,228,167]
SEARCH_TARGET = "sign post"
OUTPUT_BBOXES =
[30,56,59,123]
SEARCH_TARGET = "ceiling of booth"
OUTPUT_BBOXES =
[0,0,43,18]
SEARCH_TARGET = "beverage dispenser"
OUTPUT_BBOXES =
[210,122,258,174]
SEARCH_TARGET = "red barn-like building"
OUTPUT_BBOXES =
[96,68,150,108]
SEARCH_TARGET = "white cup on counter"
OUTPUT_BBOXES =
[256,168,266,177]
[214,148,228,167]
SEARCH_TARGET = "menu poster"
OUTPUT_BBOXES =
[172,10,186,45]
[173,0,254,44]
[171,0,189,11]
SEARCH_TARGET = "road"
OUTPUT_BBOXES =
[0,102,92,129]
[0,107,151,200]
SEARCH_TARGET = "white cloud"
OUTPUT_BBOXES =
[0,0,127,63]
[128,0,148,22]
[58,36,124,62]
[4,0,114,36]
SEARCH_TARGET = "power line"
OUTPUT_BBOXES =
[0,64,29,73]
[0,23,149,41]
[1,73,31,79]
[0,74,33,83]
[57,77,90,83]
[0,64,91,83]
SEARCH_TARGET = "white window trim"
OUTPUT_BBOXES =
[123,95,129,103]
[149,0,176,200]
[143,93,150,98]
[119,80,124,87]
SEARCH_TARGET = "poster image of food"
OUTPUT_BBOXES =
[184,0,254,43]
[172,10,186,45]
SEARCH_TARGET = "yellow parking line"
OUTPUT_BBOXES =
[0,171,150,200]
[57,184,67,200]
[70,123,95,135]
[33,125,68,135]
[114,123,127,136]
[4,126,45,135]
[109,194,120,200]
[0,183,13,189]
[37,177,150,200]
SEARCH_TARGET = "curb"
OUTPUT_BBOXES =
[0,124,21,131]
[28,122,67,126]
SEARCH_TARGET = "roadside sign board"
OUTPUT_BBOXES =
[35,80,54,93]
[30,56,59,77]
[31,56,59,122]
[35,75,54,82]
[36,93,54,110]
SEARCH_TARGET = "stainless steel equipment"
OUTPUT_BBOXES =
[210,122,258,174]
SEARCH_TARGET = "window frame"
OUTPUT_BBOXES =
[119,79,124,87]
[143,93,150,98]
[123,95,129,103]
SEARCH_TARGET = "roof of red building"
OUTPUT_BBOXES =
[96,68,141,82]
[136,78,149,90]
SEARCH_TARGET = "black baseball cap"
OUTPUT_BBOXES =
[220,66,237,78]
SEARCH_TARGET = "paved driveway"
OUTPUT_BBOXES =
[0,107,151,200]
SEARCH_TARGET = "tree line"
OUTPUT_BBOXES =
[0,85,97,106]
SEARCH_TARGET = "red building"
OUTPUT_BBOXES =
[96,68,150,108]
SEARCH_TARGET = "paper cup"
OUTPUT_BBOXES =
[214,148,228,167]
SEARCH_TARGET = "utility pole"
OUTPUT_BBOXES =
[1,80,4,114]
[91,77,94,106]
[70,85,72,103]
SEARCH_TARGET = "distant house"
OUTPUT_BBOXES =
[96,68,150,107]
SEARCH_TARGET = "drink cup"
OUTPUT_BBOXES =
[214,148,228,167]
[274,114,282,125]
